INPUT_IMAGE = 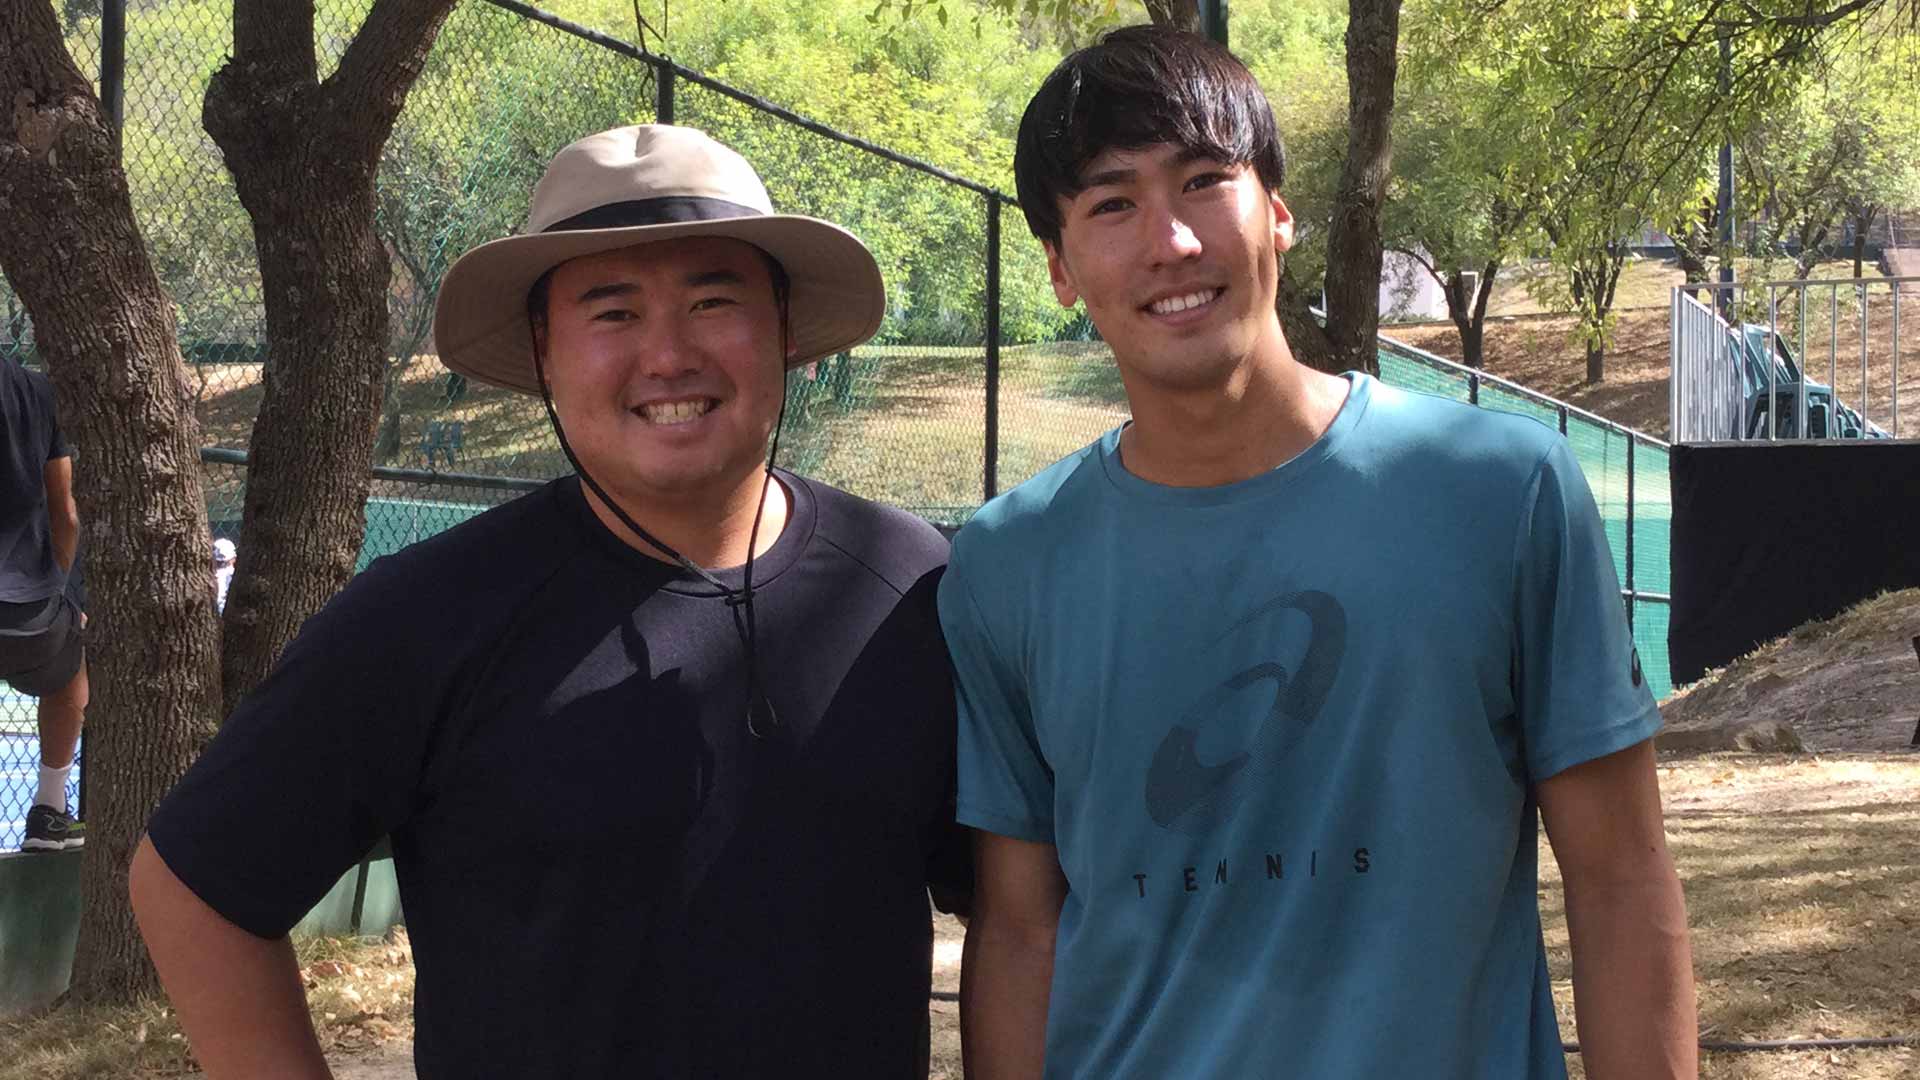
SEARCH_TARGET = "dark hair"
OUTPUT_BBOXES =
[525,248,792,329]
[1013,25,1286,246]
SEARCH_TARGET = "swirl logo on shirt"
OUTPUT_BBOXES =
[1144,590,1347,835]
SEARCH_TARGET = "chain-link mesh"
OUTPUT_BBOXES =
[1377,336,1675,699]
[0,0,1683,846]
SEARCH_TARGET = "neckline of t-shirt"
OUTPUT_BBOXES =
[557,468,818,596]
[1096,371,1371,506]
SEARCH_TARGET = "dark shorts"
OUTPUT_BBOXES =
[0,595,85,697]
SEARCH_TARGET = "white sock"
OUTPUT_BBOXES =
[35,761,72,812]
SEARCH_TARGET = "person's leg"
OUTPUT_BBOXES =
[35,656,88,809]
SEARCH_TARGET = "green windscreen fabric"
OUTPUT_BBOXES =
[1376,342,1673,699]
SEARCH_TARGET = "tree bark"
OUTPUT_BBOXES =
[203,0,457,716]
[1851,204,1878,279]
[1277,270,1343,375]
[1321,0,1402,376]
[1444,259,1498,370]
[0,1,222,1004]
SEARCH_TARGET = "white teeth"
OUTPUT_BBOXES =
[639,399,713,424]
[1150,289,1220,315]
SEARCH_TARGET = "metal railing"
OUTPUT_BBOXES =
[1670,277,1916,443]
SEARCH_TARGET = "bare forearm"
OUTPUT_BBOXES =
[960,916,1054,1080]
[1566,872,1696,1080]
[129,837,332,1080]
[48,504,77,573]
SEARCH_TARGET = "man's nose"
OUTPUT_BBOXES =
[632,315,703,379]
[1148,207,1203,266]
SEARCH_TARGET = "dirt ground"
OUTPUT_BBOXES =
[1661,588,1920,754]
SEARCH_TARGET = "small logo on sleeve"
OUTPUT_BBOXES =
[1630,647,1644,688]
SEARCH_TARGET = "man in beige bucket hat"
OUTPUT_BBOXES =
[131,125,970,1079]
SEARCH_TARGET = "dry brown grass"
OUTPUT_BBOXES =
[0,931,415,1080]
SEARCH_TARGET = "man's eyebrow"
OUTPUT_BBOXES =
[576,281,638,304]
[1079,148,1224,193]
[1079,165,1136,191]
[685,269,747,288]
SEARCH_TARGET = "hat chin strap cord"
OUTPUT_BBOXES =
[530,322,789,740]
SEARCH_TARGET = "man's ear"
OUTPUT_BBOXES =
[1043,240,1080,309]
[1270,191,1296,254]
[531,319,552,391]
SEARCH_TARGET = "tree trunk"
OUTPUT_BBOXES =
[203,0,457,716]
[1444,260,1497,370]
[1586,338,1605,385]
[1321,0,1402,376]
[1852,205,1878,279]
[0,2,222,1004]
[372,357,414,464]
[1277,269,1343,375]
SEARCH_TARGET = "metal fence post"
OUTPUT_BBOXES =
[1467,371,1479,405]
[1624,435,1636,629]
[984,195,1001,502]
[101,0,126,157]
[656,62,675,124]
[1557,404,1568,435]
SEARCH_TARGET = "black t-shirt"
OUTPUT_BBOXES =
[148,472,970,1078]
[0,362,71,605]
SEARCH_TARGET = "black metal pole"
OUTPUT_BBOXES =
[1200,0,1229,47]
[656,63,675,125]
[101,0,126,156]
[984,195,1001,502]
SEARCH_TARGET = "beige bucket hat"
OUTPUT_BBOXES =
[433,125,886,395]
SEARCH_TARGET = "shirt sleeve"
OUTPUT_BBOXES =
[1512,439,1663,782]
[939,539,1055,844]
[146,552,460,938]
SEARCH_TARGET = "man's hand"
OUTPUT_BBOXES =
[961,832,1067,1080]
[1539,739,1697,1080]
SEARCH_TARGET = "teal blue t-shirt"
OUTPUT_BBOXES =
[941,373,1661,1080]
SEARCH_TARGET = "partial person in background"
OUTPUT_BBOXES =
[212,538,235,613]
[0,357,88,852]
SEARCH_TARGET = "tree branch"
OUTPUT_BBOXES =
[322,0,461,159]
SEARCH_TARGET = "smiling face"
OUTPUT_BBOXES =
[1044,143,1293,393]
[533,236,792,509]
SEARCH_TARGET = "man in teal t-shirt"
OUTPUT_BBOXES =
[944,26,1697,1080]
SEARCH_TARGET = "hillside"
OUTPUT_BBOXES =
[1658,588,1920,752]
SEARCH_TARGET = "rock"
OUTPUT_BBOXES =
[1656,719,1805,754]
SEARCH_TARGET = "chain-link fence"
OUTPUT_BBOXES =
[0,0,1674,849]
[1377,337,1675,699]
